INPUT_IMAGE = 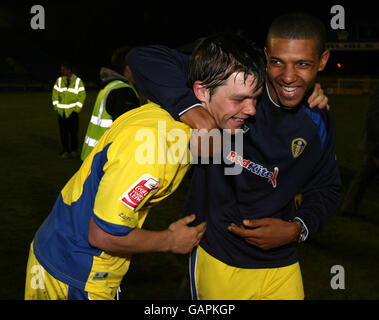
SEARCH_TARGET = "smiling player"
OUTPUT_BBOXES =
[126,12,341,300]
[264,17,330,108]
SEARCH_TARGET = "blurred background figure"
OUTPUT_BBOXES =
[80,47,146,161]
[52,62,86,159]
[341,86,379,217]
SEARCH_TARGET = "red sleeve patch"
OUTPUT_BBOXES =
[119,174,159,210]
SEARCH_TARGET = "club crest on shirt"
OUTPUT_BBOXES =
[120,174,159,210]
[291,138,307,158]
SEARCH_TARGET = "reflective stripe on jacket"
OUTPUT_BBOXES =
[52,74,86,118]
[80,80,139,161]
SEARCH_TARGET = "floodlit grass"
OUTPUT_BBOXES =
[0,90,378,300]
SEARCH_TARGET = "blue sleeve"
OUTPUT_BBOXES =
[126,45,201,120]
[293,110,342,236]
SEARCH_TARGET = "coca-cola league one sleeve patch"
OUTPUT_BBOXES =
[119,174,160,210]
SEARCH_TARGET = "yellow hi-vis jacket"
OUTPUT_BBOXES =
[80,80,139,161]
[52,74,86,118]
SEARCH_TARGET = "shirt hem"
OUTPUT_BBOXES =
[200,243,299,269]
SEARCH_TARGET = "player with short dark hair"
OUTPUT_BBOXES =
[187,33,266,97]
[266,12,327,56]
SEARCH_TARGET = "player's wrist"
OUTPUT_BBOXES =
[164,229,177,253]
[291,221,302,242]
[179,105,216,131]
[290,217,308,243]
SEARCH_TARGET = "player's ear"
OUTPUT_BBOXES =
[264,47,269,59]
[124,65,134,83]
[193,80,209,103]
[318,50,330,72]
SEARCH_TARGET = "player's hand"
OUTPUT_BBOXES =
[179,105,217,131]
[183,106,221,160]
[168,214,206,254]
[308,82,330,110]
[228,218,300,251]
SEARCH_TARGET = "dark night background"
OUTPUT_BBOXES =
[1,0,379,302]
[1,1,379,86]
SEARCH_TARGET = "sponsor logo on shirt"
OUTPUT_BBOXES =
[226,151,279,188]
[291,138,307,158]
[120,174,159,210]
[92,272,109,281]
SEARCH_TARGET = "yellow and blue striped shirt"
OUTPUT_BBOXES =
[33,103,191,293]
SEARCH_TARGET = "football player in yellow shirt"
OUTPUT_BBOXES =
[24,32,266,300]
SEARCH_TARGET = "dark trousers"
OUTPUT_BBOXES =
[57,112,79,153]
[176,273,191,299]
[341,154,379,214]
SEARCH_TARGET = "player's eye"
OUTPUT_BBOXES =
[270,59,282,66]
[297,61,312,68]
